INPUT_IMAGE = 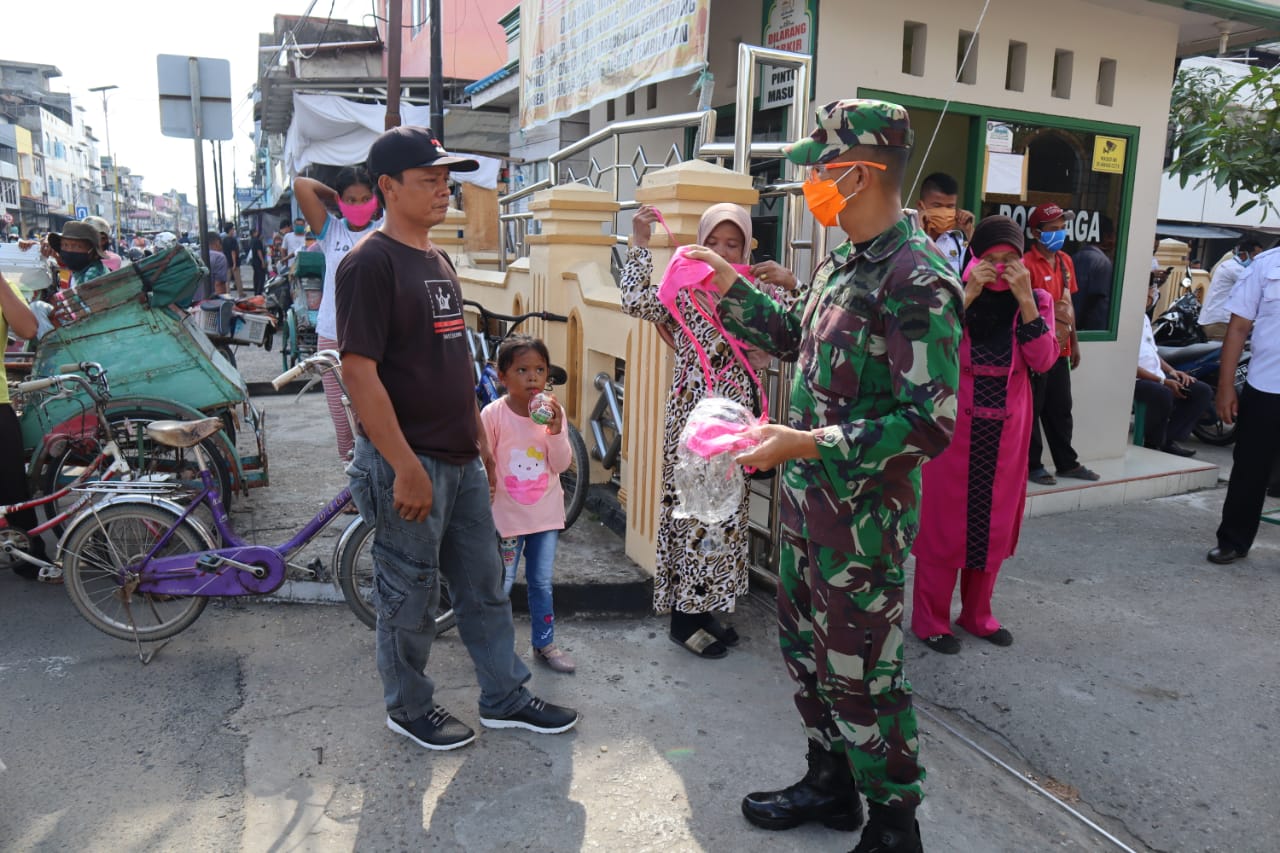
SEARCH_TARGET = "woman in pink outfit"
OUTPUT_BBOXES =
[911,215,1059,654]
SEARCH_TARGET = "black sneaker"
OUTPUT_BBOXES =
[479,696,579,734]
[386,706,476,751]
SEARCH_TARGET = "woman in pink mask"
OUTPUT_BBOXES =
[911,215,1058,655]
[621,202,803,658]
[294,167,383,461]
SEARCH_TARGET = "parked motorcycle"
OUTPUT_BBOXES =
[1152,271,1248,446]
[1151,272,1205,347]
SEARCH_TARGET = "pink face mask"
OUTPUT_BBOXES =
[961,247,1018,292]
[338,197,379,228]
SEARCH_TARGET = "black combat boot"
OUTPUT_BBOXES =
[741,740,863,831]
[850,802,922,853]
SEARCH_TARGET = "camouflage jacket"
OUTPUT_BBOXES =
[718,215,963,556]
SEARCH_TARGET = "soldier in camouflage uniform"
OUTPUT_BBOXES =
[686,100,963,853]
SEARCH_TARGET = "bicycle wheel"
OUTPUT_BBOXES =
[61,503,211,642]
[214,343,237,369]
[561,423,590,529]
[335,518,456,635]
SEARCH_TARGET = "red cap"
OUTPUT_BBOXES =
[1028,203,1074,230]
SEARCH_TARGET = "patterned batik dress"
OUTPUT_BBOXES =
[619,247,800,614]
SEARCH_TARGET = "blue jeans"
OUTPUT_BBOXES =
[501,530,560,649]
[347,437,532,720]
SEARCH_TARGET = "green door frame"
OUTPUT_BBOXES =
[859,88,1142,342]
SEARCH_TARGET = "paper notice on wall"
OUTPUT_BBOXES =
[984,152,1027,198]
[520,0,711,128]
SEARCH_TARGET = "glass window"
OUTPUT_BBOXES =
[979,120,1130,334]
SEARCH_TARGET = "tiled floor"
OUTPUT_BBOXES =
[1023,445,1219,518]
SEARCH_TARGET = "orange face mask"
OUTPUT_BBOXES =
[801,161,886,227]
[920,207,957,236]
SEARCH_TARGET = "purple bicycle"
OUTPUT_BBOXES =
[57,352,453,660]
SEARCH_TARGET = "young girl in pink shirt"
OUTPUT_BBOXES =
[480,335,576,673]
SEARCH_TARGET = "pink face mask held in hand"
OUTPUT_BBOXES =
[649,208,767,412]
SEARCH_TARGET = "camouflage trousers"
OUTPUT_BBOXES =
[777,528,925,808]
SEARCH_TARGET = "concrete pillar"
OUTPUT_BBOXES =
[429,205,467,261]
[527,183,620,426]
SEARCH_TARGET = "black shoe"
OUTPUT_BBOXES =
[921,634,961,655]
[850,804,922,853]
[386,707,475,751]
[1207,546,1247,564]
[480,696,579,734]
[1161,442,1196,458]
[978,627,1013,647]
[742,740,863,831]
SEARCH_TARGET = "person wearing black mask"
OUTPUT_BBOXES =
[49,221,108,286]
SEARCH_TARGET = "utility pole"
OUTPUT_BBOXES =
[385,0,403,130]
[189,58,212,274]
[214,140,226,228]
[430,0,444,141]
[88,84,120,241]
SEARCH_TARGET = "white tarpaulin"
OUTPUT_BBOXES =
[284,94,500,189]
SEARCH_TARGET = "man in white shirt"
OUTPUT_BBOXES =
[1207,246,1280,564]
[281,216,309,264]
[1133,275,1213,457]
[916,172,973,277]
[1199,240,1262,340]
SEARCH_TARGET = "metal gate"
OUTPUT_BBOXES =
[496,43,825,576]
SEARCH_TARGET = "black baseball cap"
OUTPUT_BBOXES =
[367,126,479,178]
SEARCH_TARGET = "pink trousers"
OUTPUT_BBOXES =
[911,560,1002,639]
[317,335,354,460]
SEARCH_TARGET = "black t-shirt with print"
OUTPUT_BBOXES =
[336,230,477,463]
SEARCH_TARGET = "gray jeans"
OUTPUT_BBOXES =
[347,437,531,720]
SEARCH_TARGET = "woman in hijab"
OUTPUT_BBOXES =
[911,215,1058,654]
[621,203,802,658]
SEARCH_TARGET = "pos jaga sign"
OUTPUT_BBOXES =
[761,0,816,108]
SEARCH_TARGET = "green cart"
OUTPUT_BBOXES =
[19,246,268,498]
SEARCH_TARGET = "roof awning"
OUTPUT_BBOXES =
[1155,222,1243,239]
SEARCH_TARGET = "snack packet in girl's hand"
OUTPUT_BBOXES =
[673,397,764,524]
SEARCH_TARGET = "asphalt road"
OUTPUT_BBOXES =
[3,344,1273,852]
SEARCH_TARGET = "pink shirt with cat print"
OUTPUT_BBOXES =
[480,398,573,537]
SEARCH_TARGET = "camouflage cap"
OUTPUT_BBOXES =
[783,99,914,166]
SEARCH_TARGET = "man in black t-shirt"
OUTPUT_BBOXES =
[249,228,267,295]
[337,126,578,751]
[222,224,241,296]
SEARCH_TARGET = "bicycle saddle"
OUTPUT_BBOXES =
[144,417,223,449]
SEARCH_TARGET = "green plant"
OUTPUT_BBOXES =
[1166,63,1280,220]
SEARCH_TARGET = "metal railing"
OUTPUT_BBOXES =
[491,44,819,574]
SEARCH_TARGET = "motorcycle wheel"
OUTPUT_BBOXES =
[1193,415,1237,446]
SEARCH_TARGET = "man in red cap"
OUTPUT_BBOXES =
[1021,203,1098,484]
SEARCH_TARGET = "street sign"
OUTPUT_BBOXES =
[156,55,233,141]
[75,205,89,219]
